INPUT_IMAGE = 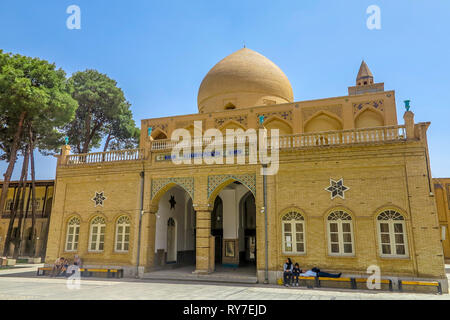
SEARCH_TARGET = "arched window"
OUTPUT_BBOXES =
[282,211,305,254]
[65,217,80,252]
[89,216,106,252]
[327,210,354,256]
[115,216,130,252]
[377,210,408,257]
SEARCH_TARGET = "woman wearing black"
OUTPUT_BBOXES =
[283,258,293,287]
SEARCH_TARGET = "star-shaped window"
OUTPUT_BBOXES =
[325,178,349,200]
[92,191,107,207]
[169,195,176,210]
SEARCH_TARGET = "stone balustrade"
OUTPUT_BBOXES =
[150,125,407,151]
[62,125,407,166]
[65,149,144,165]
[275,125,406,149]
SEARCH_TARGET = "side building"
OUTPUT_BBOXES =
[0,180,54,259]
[434,178,450,261]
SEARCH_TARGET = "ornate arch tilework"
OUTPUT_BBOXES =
[151,177,194,201]
[208,174,256,198]
[256,110,292,125]
[302,105,343,123]
[353,100,384,115]
[215,115,248,128]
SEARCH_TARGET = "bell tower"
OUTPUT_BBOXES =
[348,60,384,95]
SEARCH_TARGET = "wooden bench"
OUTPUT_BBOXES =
[279,276,393,291]
[37,267,124,278]
[398,280,442,294]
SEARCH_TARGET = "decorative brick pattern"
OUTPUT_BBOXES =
[207,174,256,198]
[215,115,248,128]
[151,177,194,200]
[353,100,384,114]
[302,105,342,123]
[256,110,293,125]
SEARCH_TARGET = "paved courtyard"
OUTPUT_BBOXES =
[0,264,449,300]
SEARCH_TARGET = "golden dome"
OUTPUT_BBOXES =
[197,48,294,113]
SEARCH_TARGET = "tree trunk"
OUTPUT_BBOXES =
[29,127,37,257]
[13,144,30,259]
[0,111,27,215]
[3,145,28,257]
[2,185,22,257]
[82,107,91,154]
[103,131,112,152]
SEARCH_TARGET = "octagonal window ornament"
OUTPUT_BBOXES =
[325,178,349,200]
[92,191,107,207]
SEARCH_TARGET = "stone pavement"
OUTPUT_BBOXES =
[0,264,449,300]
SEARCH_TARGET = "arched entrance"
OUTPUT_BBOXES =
[209,181,256,273]
[153,186,195,268]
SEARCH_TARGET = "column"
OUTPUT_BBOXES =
[194,206,214,274]
[403,110,415,140]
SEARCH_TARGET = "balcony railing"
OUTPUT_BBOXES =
[66,149,144,165]
[276,125,406,149]
[150,125,406,151]
[62,126,406,167]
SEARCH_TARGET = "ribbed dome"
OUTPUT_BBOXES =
[197,48,294,113]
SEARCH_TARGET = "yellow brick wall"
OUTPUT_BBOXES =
[45,138,445,281]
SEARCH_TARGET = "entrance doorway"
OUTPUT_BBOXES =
[240,192,256,267]
[209,182,256,271]
[211,196,223,264]
[153,186,195,268]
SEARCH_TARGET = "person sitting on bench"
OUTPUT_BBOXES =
[66,261,80,277]
[300,267,342,278]
[74,255,82,268]
[292,263,301,287]
[283,258,293,287]
[51,257,65,277]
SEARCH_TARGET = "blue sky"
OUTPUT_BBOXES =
[0,0,449,179]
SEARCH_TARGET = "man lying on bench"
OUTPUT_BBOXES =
[300,267,342,279]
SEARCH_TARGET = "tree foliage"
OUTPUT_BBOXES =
[0,50,78,238]
[64,69,139,154]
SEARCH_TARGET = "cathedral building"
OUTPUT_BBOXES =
[44,48,447,291]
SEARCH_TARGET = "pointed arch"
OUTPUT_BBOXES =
[151,128,168,140]
[354,107,385,128]
[150,177,194,208]
[207,174,256,206]
[218,120,247,133]
[263,116,293,135]
[183,124,204,137]
[304,111,343,133]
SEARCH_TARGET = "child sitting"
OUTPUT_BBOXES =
[292,263,301,287]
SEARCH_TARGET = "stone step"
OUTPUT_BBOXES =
[142,272,258,284]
